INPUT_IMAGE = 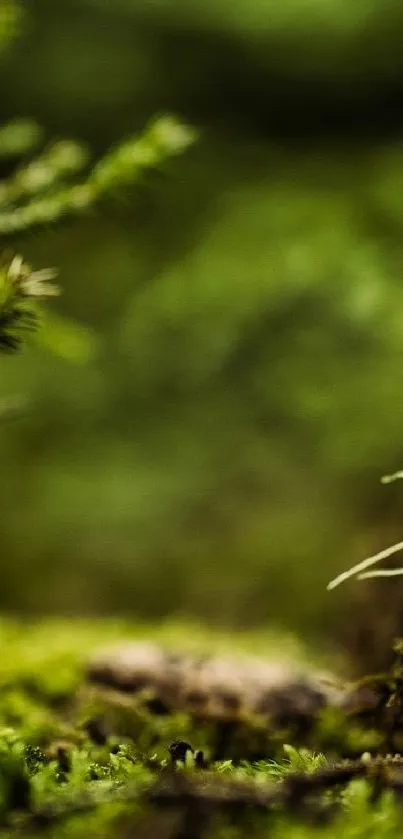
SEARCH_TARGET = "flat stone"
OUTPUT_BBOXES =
[86,641,346,723]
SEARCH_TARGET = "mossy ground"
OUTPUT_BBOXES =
[0,619,400,837]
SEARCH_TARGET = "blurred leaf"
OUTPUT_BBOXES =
[33,310,99,363]
[90,115,197,195]
[0,0,22,57]
[381,471,403,485]
[0,120,43,160]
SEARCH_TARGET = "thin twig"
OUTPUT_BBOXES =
[359,568,403,580]
[327,542,403,591]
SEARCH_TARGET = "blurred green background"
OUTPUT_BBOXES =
[1,0,403,650]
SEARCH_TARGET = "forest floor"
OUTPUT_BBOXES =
[0,618,401,838]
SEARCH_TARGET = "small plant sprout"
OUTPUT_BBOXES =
[0,253,59,352]
[328,470,403,589]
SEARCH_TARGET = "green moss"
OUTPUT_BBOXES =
[0,619,400,837]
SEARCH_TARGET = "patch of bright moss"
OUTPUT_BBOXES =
[0,619,399,837]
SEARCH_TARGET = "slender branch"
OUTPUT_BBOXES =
[327,541,403,591]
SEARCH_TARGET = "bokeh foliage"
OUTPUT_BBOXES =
[1,0,403,644]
